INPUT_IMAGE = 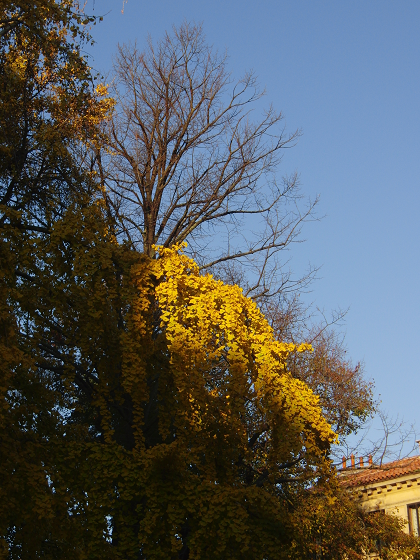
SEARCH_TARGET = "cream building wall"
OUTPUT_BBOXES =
[341,455,420,536]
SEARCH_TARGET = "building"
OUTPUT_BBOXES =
[340,454,420,536]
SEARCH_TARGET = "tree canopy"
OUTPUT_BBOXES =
[0,3,416,559]
[2,219,337,557]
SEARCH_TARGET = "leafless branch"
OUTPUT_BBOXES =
[97,22,316,297]
[333,409,417,465]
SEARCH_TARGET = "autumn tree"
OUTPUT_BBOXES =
[0,8,407,560]
[261,297,375,441]
[1,7,337,557]
[71,244,337,559]
[92,22,412,559]
[97,22,376,441]
[0,0,113,556]
[2,219,338,558]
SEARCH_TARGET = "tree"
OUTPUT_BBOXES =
[262,298,375,440]
[98,22,376,441]
[3,219,337,558]
[71,244,336,559]
[0,0,109,233]
[0,1,112,556]
[98,22,316,299]
[0,9,409,559]
[0,7,339,554]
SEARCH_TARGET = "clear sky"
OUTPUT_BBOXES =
[85,0,420,444]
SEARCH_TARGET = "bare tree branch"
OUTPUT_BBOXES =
[334,410,417,466]
[98,22,315,298]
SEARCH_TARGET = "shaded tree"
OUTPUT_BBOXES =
[0,0,111,233]
[0,0,112,556]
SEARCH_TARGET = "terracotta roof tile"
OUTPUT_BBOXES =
[340,456,420,488]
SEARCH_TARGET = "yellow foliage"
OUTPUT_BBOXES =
[71,241,337,559]
[101,242,337,558]
[146,243,336,471]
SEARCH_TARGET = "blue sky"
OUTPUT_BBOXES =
[85,0,420,444]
